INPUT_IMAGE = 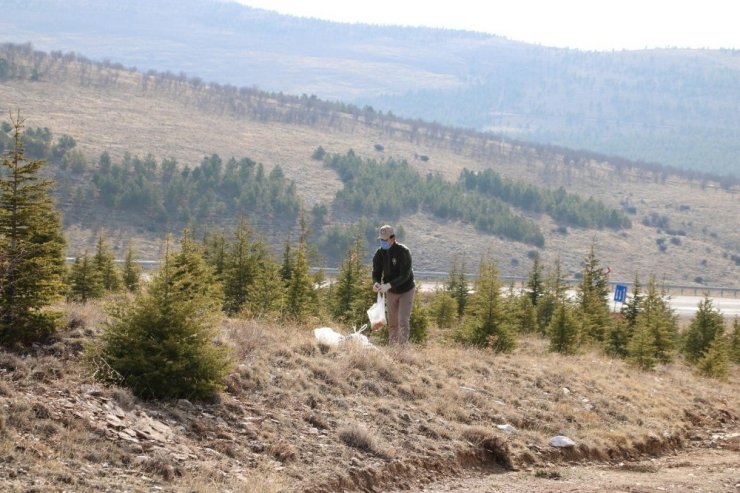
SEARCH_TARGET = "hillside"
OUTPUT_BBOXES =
[1,0,739,175]
[0,302,737,491]
[0,44,738,287]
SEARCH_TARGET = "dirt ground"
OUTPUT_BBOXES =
[400,448,739,493]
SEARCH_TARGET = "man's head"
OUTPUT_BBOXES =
[377,224,395,241]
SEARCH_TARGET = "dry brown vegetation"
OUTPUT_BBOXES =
[0,301,737,491]
[0,49,738,287]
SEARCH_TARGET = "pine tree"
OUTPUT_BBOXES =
[99,236,230,400]
[332,237,373,329]
[94,228,121,292]
[285,240,316,323]
[202,228,227,279]
[431,289,458,329]
[280,238,293,282]
[634,276,677,364]
[696,336,729,380]
[0,112,66,345]
[548,303,579,354]
[621,274,643,332]
[67,250,104,302]
[526,253,544,307]
[446,255,468,317]
[246,246,285,319]
[222,219,256,314]
[730,318,740,364]
[510,292,538,334]
[627,319,657,370]
[575,242,612,344]
[683,296,725,364]
[121,242,141,293]
[458,255,515,352]
[536,258,568,335]
[409,286,429,344]
[608,274,642,357]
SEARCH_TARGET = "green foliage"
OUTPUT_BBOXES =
[631,276,677,364]
[331,237,373,329]
[409,286,429,344]
[99,236,231,400]
[245,248,285,319]
[325,151,544,246]
[731,318,740,364]
[457,256,515,352]
[507,291,538,334]
[548,303,579,354]
[446,255,469,317]
[696,336,729,380]
[575,242,612,344]
[121,242,141,293]
[627,319,658,370]
[461,169,631,229]
[0,113,66,346]
[90,153,300,227]
[94,228,122,292]
[67,250,103,302]
[430,289,458,329]
[284,240,316,323]
[526,253,544,307]
[536,258,568,334]
[221,220,258,314]
[683,296,725,364]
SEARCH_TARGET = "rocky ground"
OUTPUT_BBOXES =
[0,305,738,492]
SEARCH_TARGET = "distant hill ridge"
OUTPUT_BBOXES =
[1,0,739,176]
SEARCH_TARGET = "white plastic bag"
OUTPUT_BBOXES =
[313,327,345,346]
[367,293,386,331]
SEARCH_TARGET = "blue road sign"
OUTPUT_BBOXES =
[614,284,628,303]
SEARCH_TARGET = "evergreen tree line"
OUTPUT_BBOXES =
[425,245,739,380]
[460,168,631,229]
[324,150,545,246]
[91,152,300,224]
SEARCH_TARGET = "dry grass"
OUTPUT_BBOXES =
[0,302,737,491]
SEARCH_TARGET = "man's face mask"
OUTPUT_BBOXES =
[380,239,391,250]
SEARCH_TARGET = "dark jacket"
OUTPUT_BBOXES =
[372,242,415,294]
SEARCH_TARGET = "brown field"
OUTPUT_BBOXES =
[0,50,738,287]
[0,301,737,491]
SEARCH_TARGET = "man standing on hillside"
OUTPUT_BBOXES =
[372,225,415,345]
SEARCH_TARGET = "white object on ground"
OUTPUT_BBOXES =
[549,435,577,448]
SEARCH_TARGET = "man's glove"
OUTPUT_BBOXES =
[373,282,381,293]
[379,283,391,293]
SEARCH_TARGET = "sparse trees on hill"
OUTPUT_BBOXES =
[0,112,66,346]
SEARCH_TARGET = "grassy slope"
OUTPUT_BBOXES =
[0,302,737,491]
[0,55,738,287]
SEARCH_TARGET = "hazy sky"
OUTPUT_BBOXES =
[234,0,738,51]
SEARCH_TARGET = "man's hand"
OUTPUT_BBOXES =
[379,283,391,293]
[373,282,381,293]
